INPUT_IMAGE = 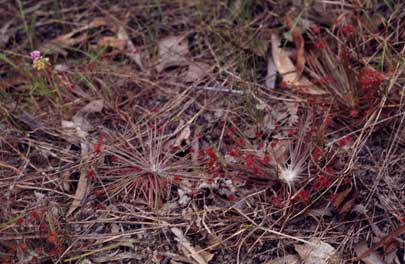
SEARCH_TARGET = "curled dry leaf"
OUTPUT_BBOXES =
[271,32,297,85]
[117,26,144,70]
[174,124,191,147]
[66,141,91,217]
[185,62,211,82]
[294,239,339,264]
[80,99,104,113]
[64,100,104,217]
[98,36,127,51]
[156,36,189,73]
[41,17,108,55]
[271,33,326,95]
[354,241,385,264]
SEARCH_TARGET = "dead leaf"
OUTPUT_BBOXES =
[98,36,127,51]
[42,17,108,55]
[174,124,191,147]
[271,33,327,95]
[286,12,305,79]
[354,241,385,264]
[117,25,144,70]
[354,225,405,262]
[171,227,208,264]
[66,141,91,217]
[265,56,277,89]
[332,185,353,208]
[81,99,104,113]
[185,62,211,82]
[271,33,297,85]
[337,196,355,217]
[156,36,189,73]
[267,254,300,264]
[294,239,339,264]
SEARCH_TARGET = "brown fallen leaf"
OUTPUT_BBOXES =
[64,100,104,216]
[98,36,127,51]
[66,142,91,217]
[271,32,326,95]
[271,32,297,86]
[294,239,340,264]
[286,12,305,80]
[41,17,108,55]
[332,184,353,208]
[354,225,405,262]
[117,25,145,70]
[353,241,385,264]
[156,36,189,73]
[174,124,191,147]
[184,62,211,82]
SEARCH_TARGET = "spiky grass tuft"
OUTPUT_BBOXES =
[277,117,311,188]
[100,119,199,208]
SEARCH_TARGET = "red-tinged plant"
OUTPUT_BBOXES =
[39,223,48,232]
[8,246,17,254]
[47,248,59,257]
[31,211,39,221]
[343,177,351,185]
[47,232,58,245]
[358,68,384,90]
[338,135,352,147]
[272,196,284,208]
[339,24,355,36]
[16,217,25,225]
[86,169,96,180]
[297,190,310,203]
[94,133,104,153]
[172,175,181,183]
[325,117,333,127]
[228,148,241,157]
[35,247,44,254]
[312,25,321,34]
[19,242,28,251]
[314,38,327,49]
[313,175,331,190]
[227,194,236,201]
[2,256,11,263]
[311,146,324,161]
[350,109,359,117]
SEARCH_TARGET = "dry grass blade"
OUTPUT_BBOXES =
[307,43,358,108]
[171,227,209,264]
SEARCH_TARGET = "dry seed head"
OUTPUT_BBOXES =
[277,117,311,187]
